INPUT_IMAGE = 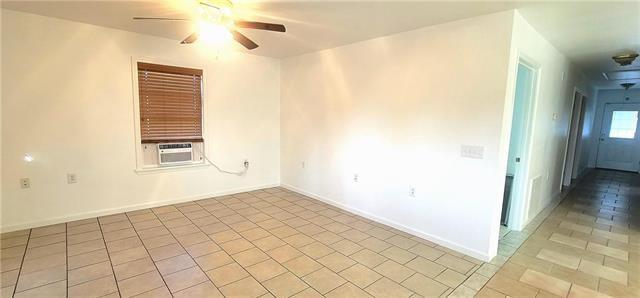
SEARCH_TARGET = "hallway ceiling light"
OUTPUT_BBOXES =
[612,53,639,66]
[621,83,635,90]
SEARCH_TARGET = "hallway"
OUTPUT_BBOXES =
[479,170,639,297]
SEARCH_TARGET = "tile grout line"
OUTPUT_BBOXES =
[193,191,341,295]
[11,229,32,297]
[187,194,315,296]
[117,214,173,296]
[246,192,354,296]
[95,219,122,297]
[136,207,221,295]
[65,223,68,298]
[213,191,432,296]
[266,191,442,296]
[227,193,386,288]
[264,190,475,293]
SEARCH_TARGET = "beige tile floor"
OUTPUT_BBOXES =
[0,169,637,297]
[478,170,640,297]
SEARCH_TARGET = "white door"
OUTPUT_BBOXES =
[596,103,640,172]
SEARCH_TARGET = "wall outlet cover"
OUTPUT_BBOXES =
[461,145,484,159]
[67,173,78,184]
[20,178,30,189]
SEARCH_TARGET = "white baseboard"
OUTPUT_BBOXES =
[281,183,492,261]
[0,183,280,233]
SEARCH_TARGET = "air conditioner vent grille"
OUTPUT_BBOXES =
[158,142,193,165]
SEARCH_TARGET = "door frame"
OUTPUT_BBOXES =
[504,57,539,231]
[595,102,640,172]
[560,88,587,187]
[572,95,588,178]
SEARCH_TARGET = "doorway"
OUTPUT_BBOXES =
[561,91,587,187]
[596,103,640,172]
[501,62,536,228]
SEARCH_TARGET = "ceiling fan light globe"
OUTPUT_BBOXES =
[198,21,232,46]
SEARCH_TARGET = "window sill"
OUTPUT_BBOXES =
[135,162,209,174]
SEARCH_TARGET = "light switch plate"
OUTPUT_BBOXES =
[461,145,484,159]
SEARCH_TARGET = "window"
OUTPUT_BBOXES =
[609,110,638,139]
[137,62,203,143]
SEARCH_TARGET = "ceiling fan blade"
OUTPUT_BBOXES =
[181,32,199,44]
[231,30,259,50]
[133,17,189,21]
[199,2,219,9]
[235,21,286,32]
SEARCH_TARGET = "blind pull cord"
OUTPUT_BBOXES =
[203,155,249,176]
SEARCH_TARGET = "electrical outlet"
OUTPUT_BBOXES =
[353,174,359,182]
[409,187,416,197]
[20,178,30,189]
[67,173,77,184]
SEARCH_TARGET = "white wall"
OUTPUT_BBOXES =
[1,9,281,232]
[0,5,3,230]
[281,11,515,260]
[280,10,596,260]
[506,12,593,228]
[588,89,640,168]
[1,7,597,261]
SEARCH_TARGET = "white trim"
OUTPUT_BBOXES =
[506,57,540,232]
[135,161,210,174]
[281,184,492,261]
[561,89,580,188]
[0,183,279,233]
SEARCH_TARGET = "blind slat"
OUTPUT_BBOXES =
[138,62,203,143]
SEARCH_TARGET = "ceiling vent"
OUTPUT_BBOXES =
[603,70,640,81]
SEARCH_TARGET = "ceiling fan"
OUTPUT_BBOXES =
[133,0,285,50]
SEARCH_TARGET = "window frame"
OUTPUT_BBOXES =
[131,57,209,172]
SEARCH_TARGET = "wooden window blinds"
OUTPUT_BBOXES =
[137,62,203,143]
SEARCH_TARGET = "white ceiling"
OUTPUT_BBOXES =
[2,0,639,89]
[516,1,640,89]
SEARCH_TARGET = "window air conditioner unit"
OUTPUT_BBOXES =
[158,143,193,165]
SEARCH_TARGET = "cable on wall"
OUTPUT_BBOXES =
[203,155,249,176]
